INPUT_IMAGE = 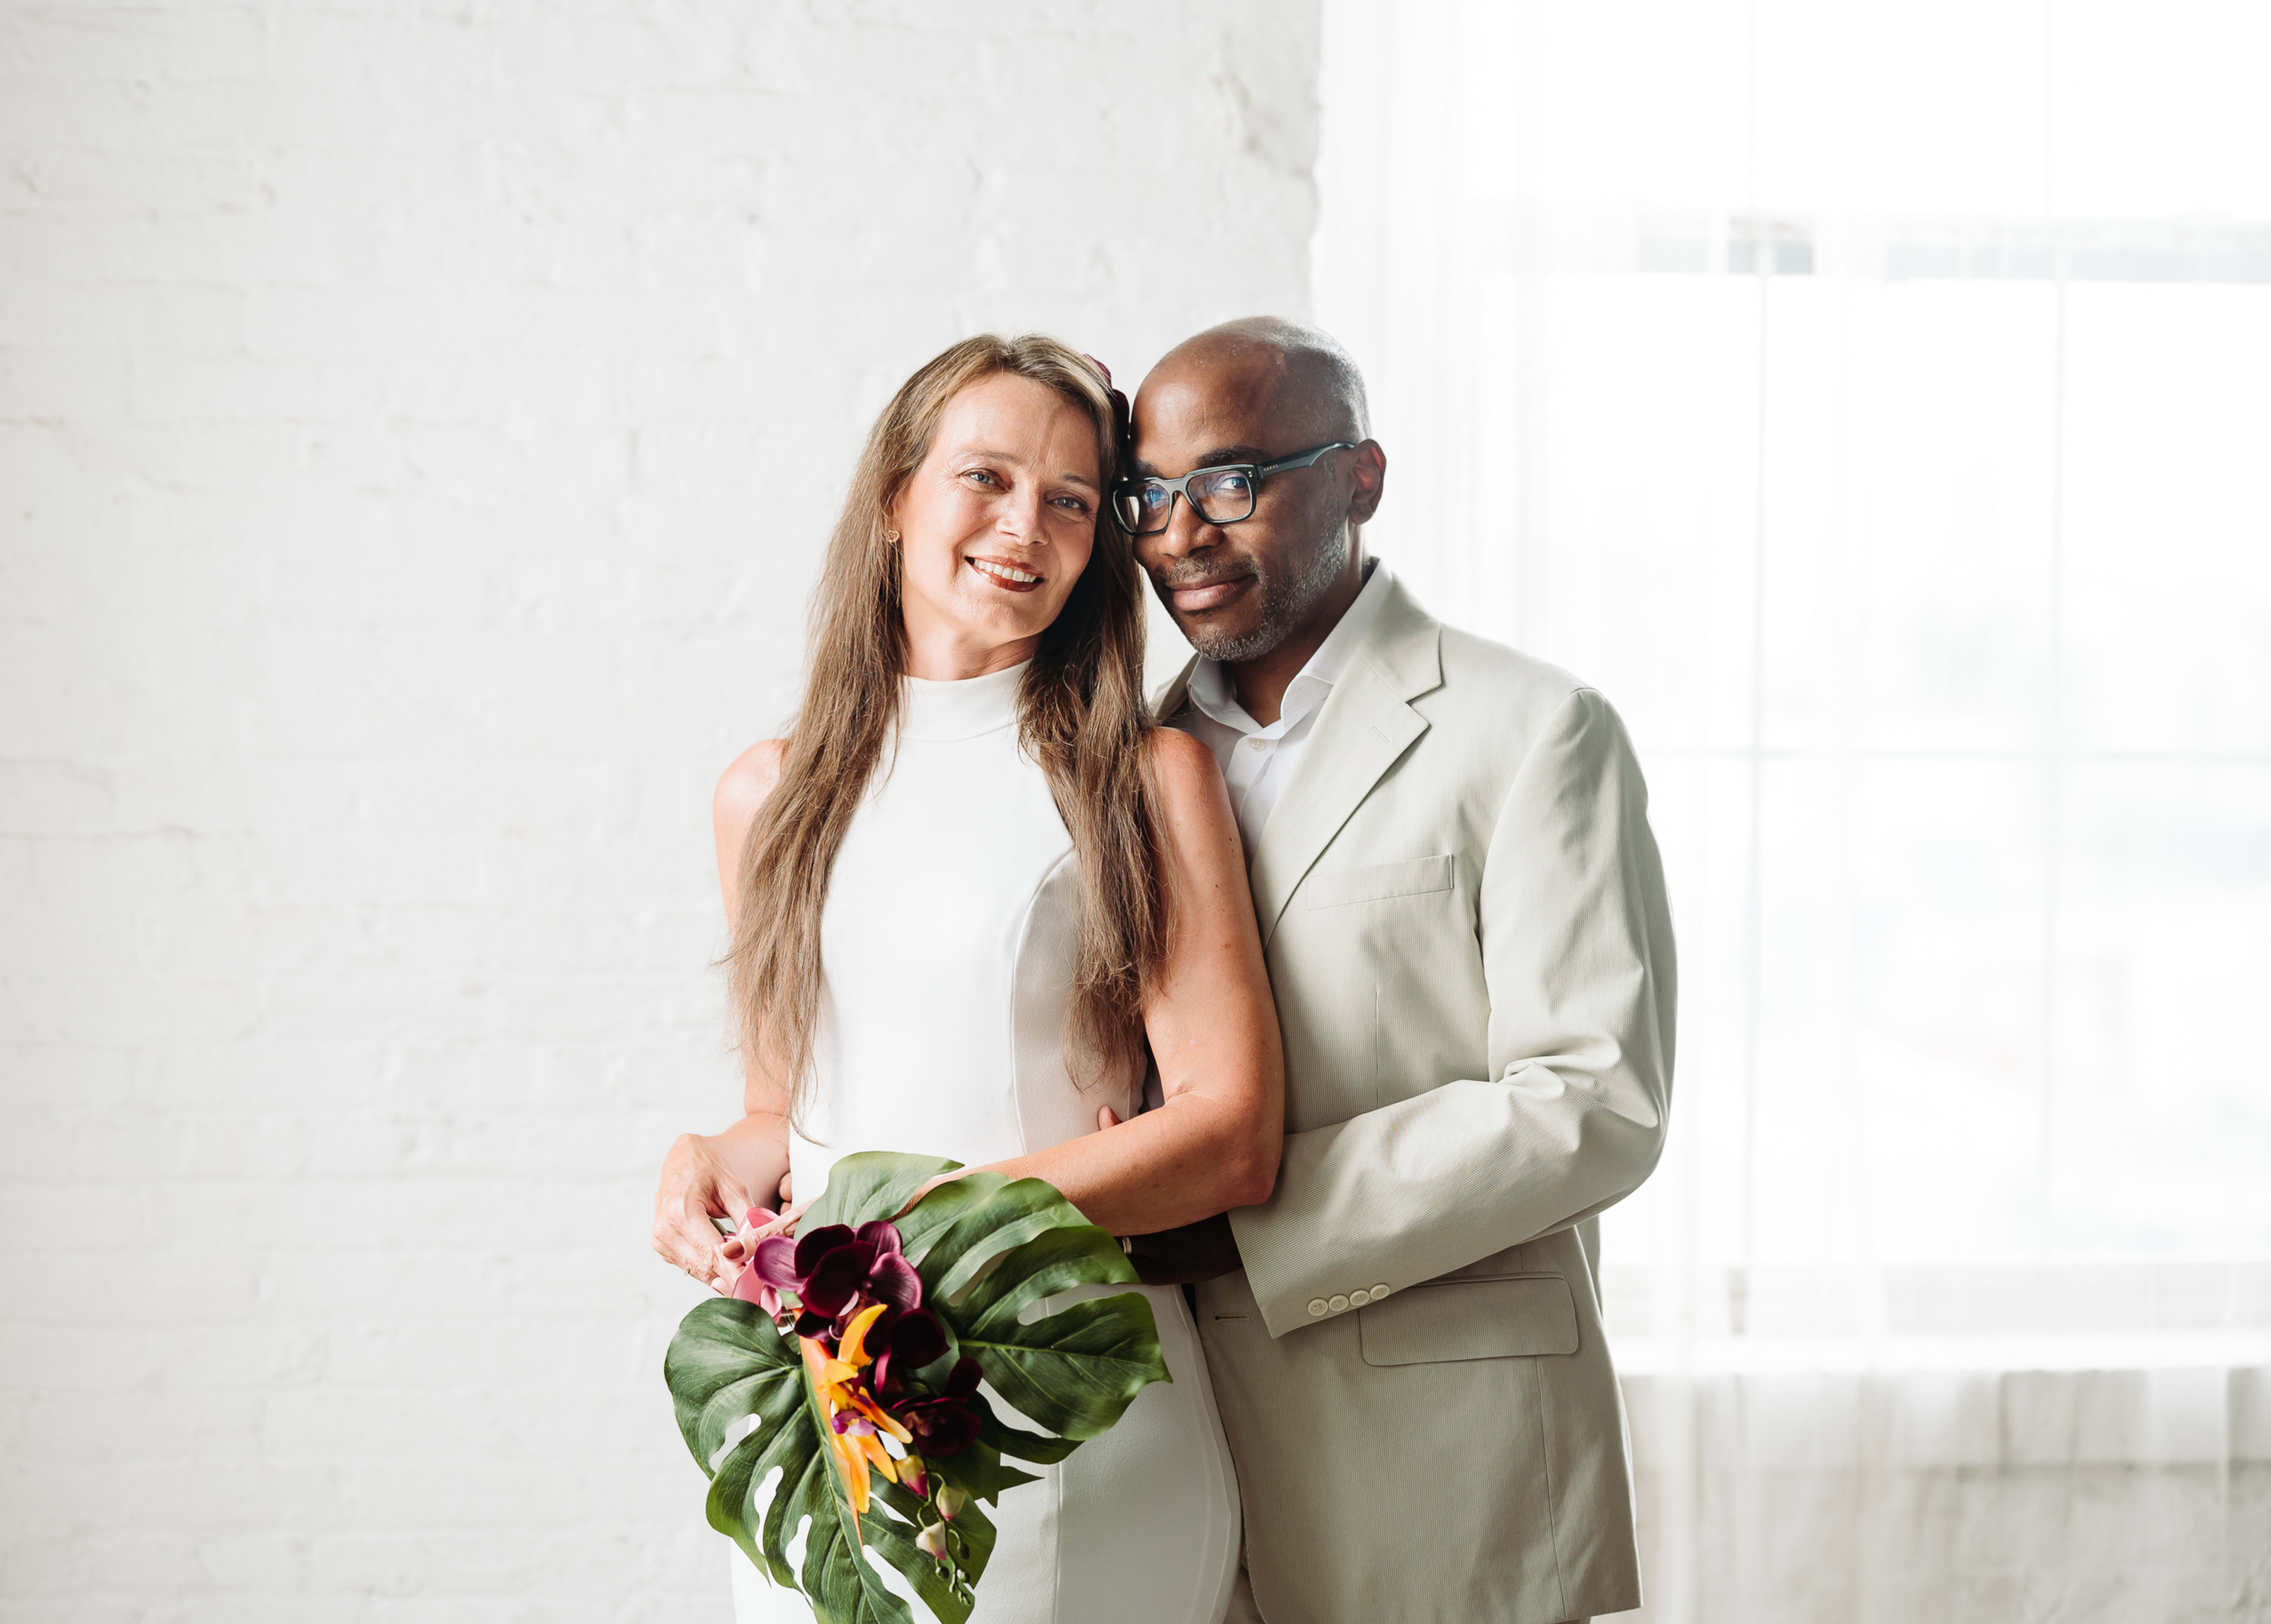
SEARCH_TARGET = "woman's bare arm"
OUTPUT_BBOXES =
[648,739,797,1292]
[961,727,1284,1235]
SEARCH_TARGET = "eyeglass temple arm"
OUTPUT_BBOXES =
[1256,441,1359,475]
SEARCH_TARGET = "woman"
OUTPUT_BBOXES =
[650,334,1283,1624]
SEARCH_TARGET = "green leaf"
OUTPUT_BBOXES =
[801,1151,962,1234]
[929,1439,1041,1506]
[665,1298,804,1471]
[663,1152,1169,1624]
[902,1175,1169,1443]
[975,1409,1080,1467]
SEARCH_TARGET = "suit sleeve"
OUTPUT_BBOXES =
[1227,687,1677,1337]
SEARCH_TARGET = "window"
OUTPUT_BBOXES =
[1318,0,2271,1365]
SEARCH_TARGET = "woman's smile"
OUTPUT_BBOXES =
[968,555,1045,592]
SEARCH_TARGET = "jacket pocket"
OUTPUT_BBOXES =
[1299,853,1457,910]
[1357,1273,1581,1366]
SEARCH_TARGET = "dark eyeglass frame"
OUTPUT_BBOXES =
[1110,441,1357,535]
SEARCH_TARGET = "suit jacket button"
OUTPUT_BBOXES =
[1370,1284,1390,1298]
[1307,1298,1328,1316]
[1328,1294,1350,1312]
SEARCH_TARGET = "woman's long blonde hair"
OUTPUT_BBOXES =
[727,334,1165,1121]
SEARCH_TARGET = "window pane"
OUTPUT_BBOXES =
[1758,758,2047,1263]
[1492,274,1761,753]
[2050,764,2271,1251]
[1758,279,2061,755]
[2050,1,2271,216]
[2060,283,2271,755]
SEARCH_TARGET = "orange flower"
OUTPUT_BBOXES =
[801,1321,913,1525]
[837,1303,889,1368]
[834,1429,871,1515]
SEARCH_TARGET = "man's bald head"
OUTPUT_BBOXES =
[1128,318,1387,677]
[1146,316,1371,446]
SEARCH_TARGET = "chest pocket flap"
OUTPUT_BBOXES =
[1358,1274,1581,1366]
[1300,853,1457,910]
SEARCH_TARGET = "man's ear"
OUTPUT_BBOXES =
[1346,441,1387,525]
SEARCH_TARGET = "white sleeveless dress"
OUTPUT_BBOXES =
[729,660,1241,1624]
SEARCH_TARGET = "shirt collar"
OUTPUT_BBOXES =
[1186,559,1395,739]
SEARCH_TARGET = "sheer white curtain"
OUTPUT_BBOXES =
[1316,4,2271,1619]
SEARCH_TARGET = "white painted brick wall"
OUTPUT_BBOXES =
[0,3,1318,1616]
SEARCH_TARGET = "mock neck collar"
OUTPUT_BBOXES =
[900,660,1027,742]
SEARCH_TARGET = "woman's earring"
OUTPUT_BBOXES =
[884,528,900,544]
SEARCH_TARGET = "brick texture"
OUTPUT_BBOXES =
[0,2,1319,1616]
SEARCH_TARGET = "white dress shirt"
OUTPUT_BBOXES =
[1173,561,1394,856]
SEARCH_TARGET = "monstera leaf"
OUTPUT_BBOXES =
[665,1152,1170,1624]
[669,1295,989,1623]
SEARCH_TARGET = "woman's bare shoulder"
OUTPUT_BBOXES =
[1146,723,1224,795]
[714,739,790,834]
[1145,725,1234,834]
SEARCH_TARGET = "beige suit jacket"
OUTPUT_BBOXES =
[1160,577,1675,1624]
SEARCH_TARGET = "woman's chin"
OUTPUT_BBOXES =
[945,593,1066,644]
[900,583,1071,668]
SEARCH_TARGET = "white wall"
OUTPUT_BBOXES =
[0,4,1318,1616]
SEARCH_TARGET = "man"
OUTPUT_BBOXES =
[1116,318,1675,1624]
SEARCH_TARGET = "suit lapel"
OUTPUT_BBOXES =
[1247,579,1444,945]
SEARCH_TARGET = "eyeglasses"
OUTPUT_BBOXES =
[1109,442,1356,536]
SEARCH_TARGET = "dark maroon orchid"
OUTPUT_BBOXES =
[869,1306,947,1397]
[735,1217,923,1332]
[891,1356,984,1457]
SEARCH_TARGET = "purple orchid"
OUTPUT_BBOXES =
[736,1208,799,1317]
[868,1306,947,1397]
[735,1217,924,1335]
[891,1356,984,1457]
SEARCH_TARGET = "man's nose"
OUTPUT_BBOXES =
[1150,494,1217,559]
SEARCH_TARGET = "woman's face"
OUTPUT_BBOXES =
[891,372,1102,677]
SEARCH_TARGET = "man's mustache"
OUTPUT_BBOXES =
[1149,562,1257,589]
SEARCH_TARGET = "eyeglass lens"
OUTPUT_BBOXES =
[1115,467,1259,534]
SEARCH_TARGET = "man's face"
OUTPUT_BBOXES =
[1127,357,1355,663]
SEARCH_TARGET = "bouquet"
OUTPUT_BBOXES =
[665,1151,1170,1624]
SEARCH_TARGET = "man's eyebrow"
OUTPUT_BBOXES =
[1127,446,1270,478]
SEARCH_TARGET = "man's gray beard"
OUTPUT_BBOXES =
[1182,528,1350,664]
